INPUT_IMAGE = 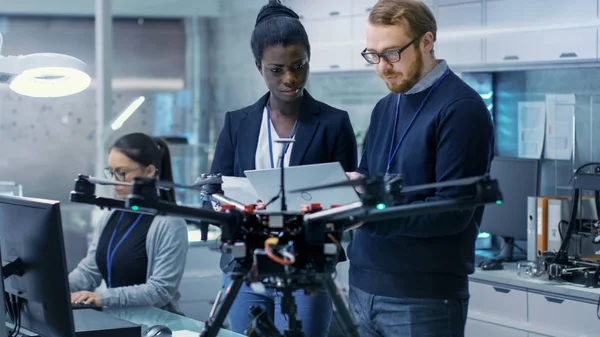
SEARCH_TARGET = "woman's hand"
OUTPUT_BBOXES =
[71,291,102,306]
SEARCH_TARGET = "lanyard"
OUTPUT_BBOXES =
[386,68,451,175]
[266,98,299,168]
[106,211,144,288]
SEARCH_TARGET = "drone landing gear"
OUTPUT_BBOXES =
[322,276,359,337]
[200,274,245,337]
[245,276,360,337]
[199,272,360,337]
[246,287,304,337]
[280,287,303,337]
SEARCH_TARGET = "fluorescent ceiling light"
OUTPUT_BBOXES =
[111,96,146,131]
[89,77,185,91]
[0,33,91,98]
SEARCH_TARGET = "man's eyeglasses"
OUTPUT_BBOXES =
[103,166,142,182]
[361,36,420,64]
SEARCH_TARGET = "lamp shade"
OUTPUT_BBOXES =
[7,53,91,98]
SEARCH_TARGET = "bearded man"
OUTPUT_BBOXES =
[345,1,495,336]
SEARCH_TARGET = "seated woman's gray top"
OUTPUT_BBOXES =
[68,211,189,314]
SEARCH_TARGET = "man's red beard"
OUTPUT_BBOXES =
[380,50,424,93]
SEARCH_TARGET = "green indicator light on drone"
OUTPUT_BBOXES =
[376,203,386,210]
[496,200,502,205]
[131,206,139,211]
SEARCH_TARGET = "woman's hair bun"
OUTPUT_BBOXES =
[255,0,299,27]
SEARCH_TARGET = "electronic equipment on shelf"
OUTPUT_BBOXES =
[68,169,502,337]
[544,163,600,288]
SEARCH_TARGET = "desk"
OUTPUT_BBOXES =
[103,306,244,337]
[466,263,600,337]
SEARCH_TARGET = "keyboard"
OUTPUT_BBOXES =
[72,302,103,311]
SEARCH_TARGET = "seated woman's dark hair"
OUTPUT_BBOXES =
[111,133,176,203]
[251,0,310,65]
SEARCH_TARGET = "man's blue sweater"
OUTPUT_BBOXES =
[347,67,495,300]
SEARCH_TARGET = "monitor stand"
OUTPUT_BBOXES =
[476,236,527,267]
[494,237,527,262]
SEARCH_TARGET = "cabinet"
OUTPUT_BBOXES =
[350,42,374,70]
[469,276,600,337]
[527,292,600,337]
[351,0,433,14]
[287,0,352,20]
[439,0,481,5]
[485,0,597,29]
[351,0,376,15]
[351,15,368,43]
[466,319,528,337]
[436,1,483,66]
[302,15,354,72]
[469,282,528,323]
[310,44,354,72]
[291,0,600,73]
[302,16,352,46]
[486,27,597,64]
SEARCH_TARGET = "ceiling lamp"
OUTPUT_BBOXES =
[0,34,91,98]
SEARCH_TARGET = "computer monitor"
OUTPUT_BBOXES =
[479,157,540,261]
[0,247,6,337]
[0,195,75,337]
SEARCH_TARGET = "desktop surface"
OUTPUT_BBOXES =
[73,309,140,337]
[103,306,244,337]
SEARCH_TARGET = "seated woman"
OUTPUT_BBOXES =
[68,132,189,314]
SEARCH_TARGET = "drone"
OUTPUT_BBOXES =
[69,166,502,337]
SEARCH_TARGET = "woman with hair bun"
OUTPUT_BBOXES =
[211,0,358,335]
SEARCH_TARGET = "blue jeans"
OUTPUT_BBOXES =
[349,286,468,337]
[221,273,332,336]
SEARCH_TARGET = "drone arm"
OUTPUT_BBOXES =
[305,182,499,229]
[374,197,477,238]
[211,193,246,211]
[125,197,236,226]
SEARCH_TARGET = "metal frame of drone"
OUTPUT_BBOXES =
[69,172,502,337]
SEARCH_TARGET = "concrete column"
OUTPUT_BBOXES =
[95,0,112,196]
[184,16,211,176]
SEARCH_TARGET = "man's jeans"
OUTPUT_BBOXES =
[349,285,469,337]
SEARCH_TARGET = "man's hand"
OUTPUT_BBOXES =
[346,171,364,194]
[345,171,363,180]
[71,291,102,306]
